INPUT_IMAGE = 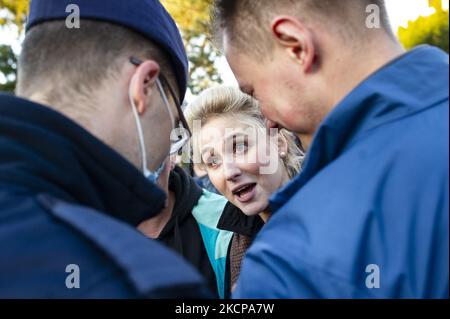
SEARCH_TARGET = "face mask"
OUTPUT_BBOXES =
[145,159,166,184]
[128,78,175,184]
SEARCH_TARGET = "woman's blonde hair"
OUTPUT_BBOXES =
[185,86,303,179]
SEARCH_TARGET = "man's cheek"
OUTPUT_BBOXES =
[260,104,273,121]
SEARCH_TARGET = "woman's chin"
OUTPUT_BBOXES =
[235,200,269,217]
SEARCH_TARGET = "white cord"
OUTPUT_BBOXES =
[129,82,151,177]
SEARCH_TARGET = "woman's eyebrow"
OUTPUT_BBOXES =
[200,146,213,158]
[223,131,248,144]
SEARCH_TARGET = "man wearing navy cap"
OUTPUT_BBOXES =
[0,0,209,298]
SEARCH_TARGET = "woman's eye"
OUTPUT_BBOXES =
[206,157,221,168]
[234,142,247,154]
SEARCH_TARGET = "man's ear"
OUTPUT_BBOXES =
[271,16,315,72]
[129,60,160,115]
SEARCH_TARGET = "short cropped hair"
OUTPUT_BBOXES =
[212,0,393,56]
[17,20,175,106]
[186,86,304,179]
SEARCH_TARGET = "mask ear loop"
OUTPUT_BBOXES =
[129,77,176,178]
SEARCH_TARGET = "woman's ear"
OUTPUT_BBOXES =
[129,60,160,115]
[277,132,289,158]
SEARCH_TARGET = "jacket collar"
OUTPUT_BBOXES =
[217,202,264,238]
[0,94,166,226]
[158,165,203,239]
[270,45,449,213]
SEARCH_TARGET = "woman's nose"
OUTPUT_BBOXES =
[224,162,241,181]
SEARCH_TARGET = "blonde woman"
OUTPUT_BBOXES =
[186,86,303,296]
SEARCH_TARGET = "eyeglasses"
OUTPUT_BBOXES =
[130,56,191,155]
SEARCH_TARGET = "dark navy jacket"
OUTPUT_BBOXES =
[0,94,208,298]
[234,46,449,298]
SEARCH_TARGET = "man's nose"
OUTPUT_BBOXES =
[265,118,279,130]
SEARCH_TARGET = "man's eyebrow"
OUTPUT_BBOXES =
[239,85,251,95]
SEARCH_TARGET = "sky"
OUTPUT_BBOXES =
[1,0,449,90]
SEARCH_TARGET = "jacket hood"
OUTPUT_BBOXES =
[0,94,166,226]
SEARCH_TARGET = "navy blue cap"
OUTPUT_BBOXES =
[27,0,189,101]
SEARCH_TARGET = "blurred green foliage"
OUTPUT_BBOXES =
[398,5,449,53]
[0,44,17,92]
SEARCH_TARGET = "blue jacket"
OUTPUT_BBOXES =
[0,94,209,298]
[234,46,449,299]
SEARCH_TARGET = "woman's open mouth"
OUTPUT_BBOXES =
[232,183,257,203]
